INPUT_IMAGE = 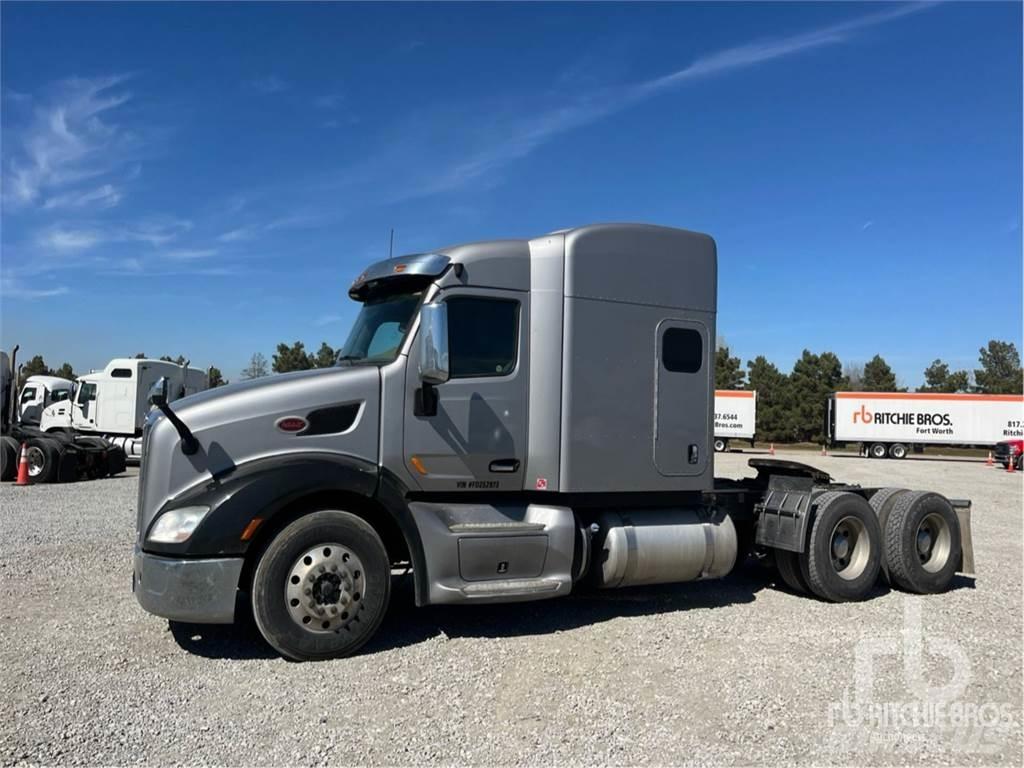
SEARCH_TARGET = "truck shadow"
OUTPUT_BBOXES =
[168,559,771,661]
[166,563,978,661]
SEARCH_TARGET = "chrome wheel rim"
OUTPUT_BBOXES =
[830,515,870,581]
[892,445,906,459]
[26,446,45,477]
[871,444,886,458]
[285,543,365,633]
[916,512,951,574]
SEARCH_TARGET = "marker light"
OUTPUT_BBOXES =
[148,506,211,544]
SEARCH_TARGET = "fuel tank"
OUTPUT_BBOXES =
[596,509,737,588]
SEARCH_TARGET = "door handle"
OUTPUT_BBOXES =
[489,459,520,473]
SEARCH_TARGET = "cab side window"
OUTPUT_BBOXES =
[447,297,519,378]
[77,383,97,404]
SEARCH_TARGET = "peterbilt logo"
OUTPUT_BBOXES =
[275,416,309,433]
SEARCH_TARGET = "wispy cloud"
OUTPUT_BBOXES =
[314,93,343,109]
[861,220,874,231]
[250,75,289,94]
[35,218,193,252]
[163,248,218,261]
[356,3,933,201]
[216,213,322,243]
[3,75,139,210]
[42,183,123,210]
[0,276,70,300]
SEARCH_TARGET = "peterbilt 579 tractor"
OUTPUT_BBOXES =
[133,224,974,661]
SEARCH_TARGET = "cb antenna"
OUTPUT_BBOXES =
[388,228,395,259]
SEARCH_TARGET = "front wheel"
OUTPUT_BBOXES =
[26,438,60,483]
[251,510,391,661]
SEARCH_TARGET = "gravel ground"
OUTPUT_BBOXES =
[1,450,1021,766]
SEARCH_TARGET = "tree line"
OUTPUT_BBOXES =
[238,342,338,380]
[17,336,1022,442]
[715,339,1023,444]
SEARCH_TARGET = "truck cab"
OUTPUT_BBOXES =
[133,224,972,661]
[17,375,73,426]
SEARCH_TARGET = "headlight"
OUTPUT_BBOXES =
[147,506,210,544]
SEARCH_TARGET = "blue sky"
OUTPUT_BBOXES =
[1,1,1021,387]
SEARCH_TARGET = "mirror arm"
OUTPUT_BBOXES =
[156,402,200,455]
[414,383,439,418]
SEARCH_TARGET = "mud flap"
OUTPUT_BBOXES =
[949,500,975,576]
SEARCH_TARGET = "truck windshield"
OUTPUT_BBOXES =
[338,291,422,365]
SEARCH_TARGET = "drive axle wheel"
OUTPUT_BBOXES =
[884,492,960,594]
[868,487,910,582]
[869,443,888,459]
[774,550,809,594]
[252,510,390,661]
[713,438,727,453]
[802,491,882,602]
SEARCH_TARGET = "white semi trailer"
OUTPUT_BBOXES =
[40,358,208,461]
[827,391,1024,459]
[713,390,756,452]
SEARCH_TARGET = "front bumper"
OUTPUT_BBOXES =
[994,446,1018,464]
[133,546,243,624]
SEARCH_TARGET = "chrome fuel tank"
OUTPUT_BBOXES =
[597,509,737,588]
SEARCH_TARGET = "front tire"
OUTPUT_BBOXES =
[251,510,391,661]
[802,491,882,602]
[26,438,60,483]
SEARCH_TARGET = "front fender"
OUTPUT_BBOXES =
[144,452,381,558]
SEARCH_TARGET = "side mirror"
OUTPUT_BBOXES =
[418,302,450,385]
[148,376,169,408]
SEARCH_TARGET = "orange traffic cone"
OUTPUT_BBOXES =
[769,443,775,456]
[1008,456,1016,473]
[986,452,994,467]
[15,443,30,486]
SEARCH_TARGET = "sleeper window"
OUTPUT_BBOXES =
[447,297,519,378]
[662,328,702,373]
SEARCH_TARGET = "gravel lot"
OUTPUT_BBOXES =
[1,450,1020,766]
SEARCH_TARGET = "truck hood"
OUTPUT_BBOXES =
[138,365,383,536]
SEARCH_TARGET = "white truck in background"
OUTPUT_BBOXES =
[1,346,127,483]
[827,391,1024,459]
[40,358,209,461]
[18,375,73,426]
[713,390,756,452]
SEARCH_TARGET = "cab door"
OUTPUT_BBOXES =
[403,289,529,492]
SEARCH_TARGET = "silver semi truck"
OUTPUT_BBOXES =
[133,224,974,661]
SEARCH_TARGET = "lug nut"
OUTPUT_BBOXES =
[304,588,312,595]
[329,564,338,572]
